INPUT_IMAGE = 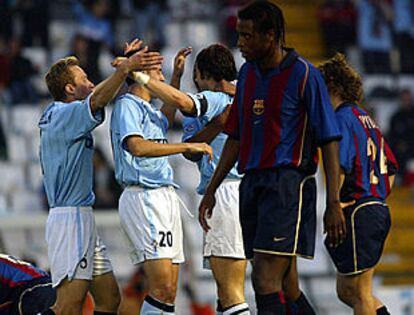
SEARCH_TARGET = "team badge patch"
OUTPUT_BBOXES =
[253,100,265,115]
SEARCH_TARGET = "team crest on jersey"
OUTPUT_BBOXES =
[253,100,265,116]
[184,124,195,133]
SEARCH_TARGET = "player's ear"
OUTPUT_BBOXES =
[65,83,75,96]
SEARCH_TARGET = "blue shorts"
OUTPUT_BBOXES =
[7,277,56,315]
[325,199,391,275]
[239,168,316,259]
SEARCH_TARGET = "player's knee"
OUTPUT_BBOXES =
[217,283,245,306]
[54,298,83,315]
[337,282,364,307]
[150,283,177,303]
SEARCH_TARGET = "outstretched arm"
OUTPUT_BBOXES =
[126,135,213,161]
[161,47,193,126]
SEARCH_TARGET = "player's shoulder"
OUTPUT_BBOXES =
[115,93,147,111]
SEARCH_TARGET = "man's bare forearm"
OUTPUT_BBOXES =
[321,141,341,205]
[205,137,240,195]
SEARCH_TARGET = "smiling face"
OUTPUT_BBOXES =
[236,19,276,62]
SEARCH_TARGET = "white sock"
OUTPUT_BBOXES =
[223,302,250,315]
[140,296,175,315]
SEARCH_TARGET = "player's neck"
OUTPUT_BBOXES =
[257,46,285,72]
[331,95,344,110]
[212,80,236,97]
[130,85,151,102]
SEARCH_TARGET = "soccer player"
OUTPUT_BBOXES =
[318,53,398,315]
[197,2,344,314]
[110,46,213,315]
[134,43,249,314]
[39,43,163,315]
[0,254,55,315]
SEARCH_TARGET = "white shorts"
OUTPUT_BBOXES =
[119,186,184,265]
[204,180,245,260]
[46,207,113,287]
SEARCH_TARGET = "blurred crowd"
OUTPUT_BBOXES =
[318,0,414,74]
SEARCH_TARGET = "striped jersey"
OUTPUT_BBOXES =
[0,254,49,302]
[336,103,398,201]
[224,49,341,174]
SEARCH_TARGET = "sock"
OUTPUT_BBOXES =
[377,306,391,315]
[217,299,223,315]
[256,292,286,315]
[94,312,117,315]
[223,302,250,315]
[140,295,175,315]
[288,292,315,315]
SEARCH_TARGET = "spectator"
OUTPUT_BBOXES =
[357,0,393,73]
[318,0,357,56]
[72,0,115,83]
[93,147,122,210]
[220,0,250,49]
[16,0,50,49]
[131,0,169,50]
[0,1,15,42]
[388,89,414,183]
[8,37,39,104]
[393,0,414,73]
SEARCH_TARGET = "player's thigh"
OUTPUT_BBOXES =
[210,256,247,290]
[90,271,120,310]
[55,278,90,307]
[337,268,375,301]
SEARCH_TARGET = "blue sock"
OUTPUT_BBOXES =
[256,292,286,315]
[377,306,390,315]
[140,295,175,315]
[290,292,315,315]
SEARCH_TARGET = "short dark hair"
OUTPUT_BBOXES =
[318,53,363,103]
[195,44,237,82]
[45,56,79,101]
[238,1,286,46]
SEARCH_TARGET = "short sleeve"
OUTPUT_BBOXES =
[181,117,202,142]
[187,91,229,120]
[223,97,240,140]
[337,114,356,174]
[118,98,146,148]
[54,94,104,141]
[303,66,341,144]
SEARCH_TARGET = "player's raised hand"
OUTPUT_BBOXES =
[173,47,192,78]
[185,143,213,162]
[323,201,348,248]
[199,192,216,232]
[124,38,143,55]
[117,47,163,72]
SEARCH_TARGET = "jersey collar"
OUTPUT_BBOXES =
[335,102,357,112]
[253,48,298,77]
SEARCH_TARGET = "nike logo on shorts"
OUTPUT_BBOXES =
[273,237,286,242]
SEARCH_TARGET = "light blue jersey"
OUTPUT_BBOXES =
[39,95,104,208]
[111,93,177,188]
[183,91,241,195]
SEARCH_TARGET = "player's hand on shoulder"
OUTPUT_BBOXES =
[199,192,216,232]
[323,201,347,248]
[185,143,213,162]
[173,47,192,78]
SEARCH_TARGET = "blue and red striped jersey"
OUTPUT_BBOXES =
[0,254,49,302]
[336,103,398,201]
[224,49,341,174]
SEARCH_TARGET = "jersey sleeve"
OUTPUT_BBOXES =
[117,98,146,149]
[303,66,342,145]
[223,91,240,140]
[54,94,105,141]
[186,91,229,120]
[336,113,356,174]
[182,117,202,142]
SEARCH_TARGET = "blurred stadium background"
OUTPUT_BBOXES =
[1,0,414,314]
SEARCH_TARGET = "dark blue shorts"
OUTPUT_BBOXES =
[325,200,391,275]
[239,168,316,259]
[7,277,56,315]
